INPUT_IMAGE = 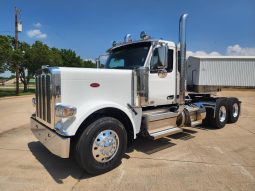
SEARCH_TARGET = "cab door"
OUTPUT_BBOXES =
[148,45,176,106]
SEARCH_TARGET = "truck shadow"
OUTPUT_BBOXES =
[28,128,199,183]
[191,124,221,131]
[28,141,91,184]
[130,137,177,155]
[128,129,197,155]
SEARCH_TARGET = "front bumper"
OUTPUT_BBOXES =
[30,117,70,158]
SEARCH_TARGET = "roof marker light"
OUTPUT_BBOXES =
[140,31,150,40]
[124,34,132,43]
[112,41,117,47]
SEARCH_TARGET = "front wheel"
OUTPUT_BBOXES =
[75,117,127,175]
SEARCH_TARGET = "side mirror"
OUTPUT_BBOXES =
[95,58,100,68]
[157,45,168,78]
[150,45,168,77]
[157,45,168,68]
[97,54,109,68]
[150,45,168,71]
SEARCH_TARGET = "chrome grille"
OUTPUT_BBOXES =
[35,74,52,125]
[35,67,61,129]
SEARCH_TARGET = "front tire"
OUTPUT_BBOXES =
[75,117,127,175]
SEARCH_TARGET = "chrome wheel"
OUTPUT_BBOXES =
[92,130,119,163]
[232,103,239,118]
[219,106,227,122]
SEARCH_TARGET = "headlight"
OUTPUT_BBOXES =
[55,104,77,118]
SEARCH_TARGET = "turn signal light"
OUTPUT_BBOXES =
[32,98,36,107]
[55,104,77,118]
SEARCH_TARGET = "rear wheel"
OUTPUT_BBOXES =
[75,117,127,175]
[227,97,240,123]
[210,98,228,128]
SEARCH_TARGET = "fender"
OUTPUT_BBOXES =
[58,100,142,138]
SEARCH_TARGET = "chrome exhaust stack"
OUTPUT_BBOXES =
[179,13,189,105]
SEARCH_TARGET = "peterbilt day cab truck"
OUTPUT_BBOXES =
[30,14,241,175]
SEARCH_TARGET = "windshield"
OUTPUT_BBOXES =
[105,42,151,69]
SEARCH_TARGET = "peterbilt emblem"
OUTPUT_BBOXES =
[90,83,100,88]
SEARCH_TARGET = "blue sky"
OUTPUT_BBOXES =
[1,0,255,60]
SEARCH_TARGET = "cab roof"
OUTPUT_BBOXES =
[107,39,176,52]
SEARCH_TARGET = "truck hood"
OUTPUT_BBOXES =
[59,67,134,109]
[59,67,133,80]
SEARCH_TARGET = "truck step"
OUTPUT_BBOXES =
[142,108,181,140]
[148,127,183,140]
[143,108,178,122]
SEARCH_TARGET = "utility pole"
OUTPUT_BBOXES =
[15,7,21,95]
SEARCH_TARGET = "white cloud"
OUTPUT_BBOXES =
[226,44,255,56]
[27,29,47,39]
[187,44,255,58]
[84,58,96,63]
[33,22,42,28]
[187,50,221,58]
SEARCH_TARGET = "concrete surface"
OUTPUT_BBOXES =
[0,90,255,191]
[0,95,34,134]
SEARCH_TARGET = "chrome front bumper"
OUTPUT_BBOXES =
[30,117,70,158]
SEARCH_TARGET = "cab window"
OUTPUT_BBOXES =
[167,49,174,73]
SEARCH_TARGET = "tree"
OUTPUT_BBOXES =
[60,49,83,67]
[18,42,31,92]
[9,41,51,92]
[49,48,63,66]
[23,41,51,91]
[0,35,13,73]
[0,35,31,91]
[81,60,96,68]
[1,35,98,92]
[30,41,51,66]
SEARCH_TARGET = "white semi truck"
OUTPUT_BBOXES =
[31,14,241,175]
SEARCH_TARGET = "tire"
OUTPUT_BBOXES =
[202,107,214,126]
[210,98,228,129]
[227,97,241,123]
[75,117,127,175]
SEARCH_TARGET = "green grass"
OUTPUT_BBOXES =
[0,84,35,88]
[0,88,35,97]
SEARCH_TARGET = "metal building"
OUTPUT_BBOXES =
[186,56,255,92]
